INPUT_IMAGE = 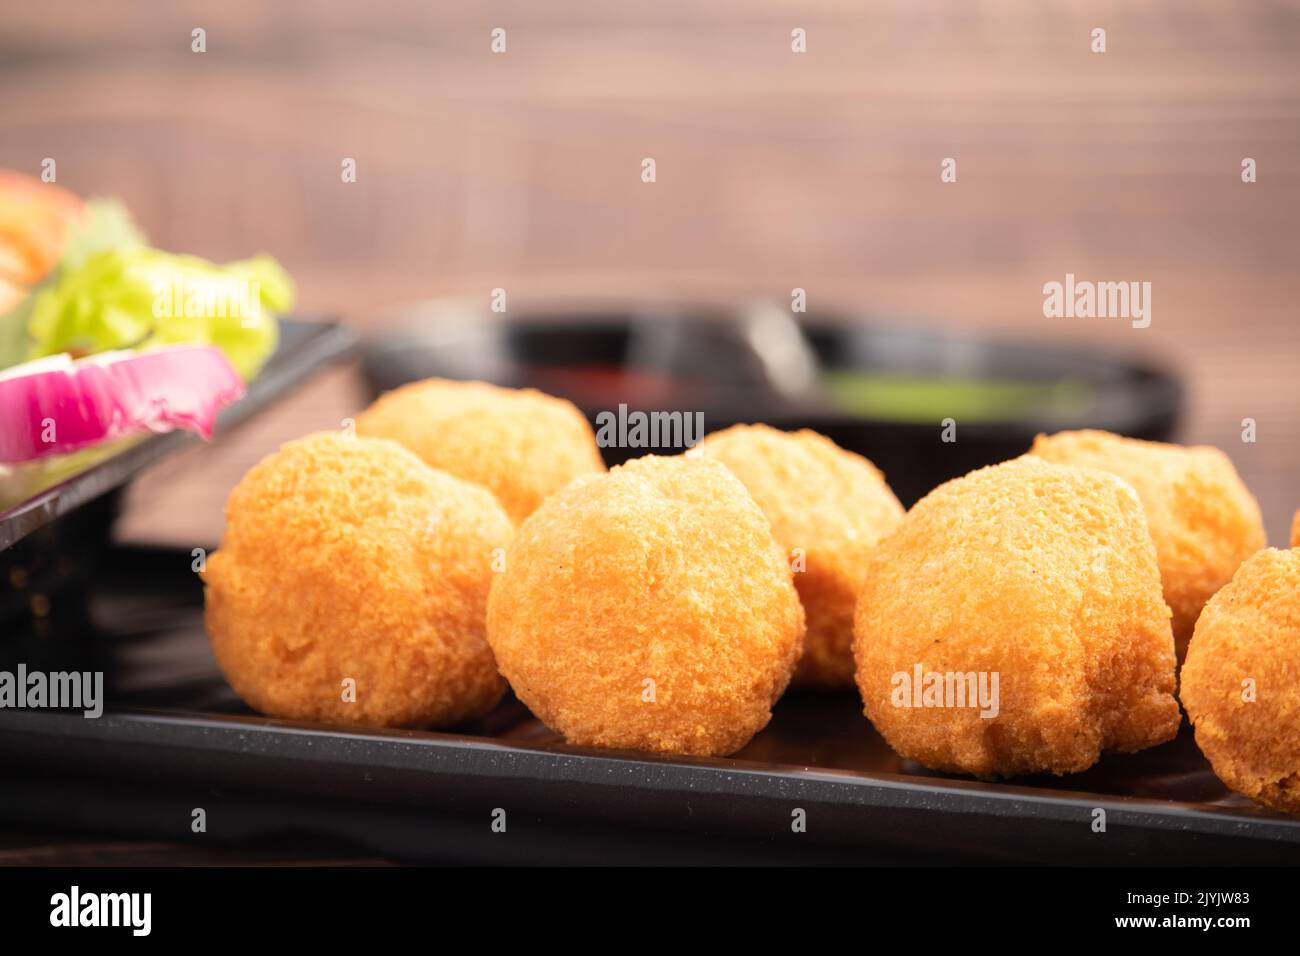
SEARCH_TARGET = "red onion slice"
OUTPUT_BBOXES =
[0,345,245,463]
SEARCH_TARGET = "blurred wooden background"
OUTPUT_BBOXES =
[2,0,1298,544]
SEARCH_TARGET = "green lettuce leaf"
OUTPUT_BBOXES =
[60,197,146,271]
[26,246,292,380]
[0,198,145,369]
[2,198,291,379]
[0,289,35,370]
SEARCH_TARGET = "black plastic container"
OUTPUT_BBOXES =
[363,302,1181,506]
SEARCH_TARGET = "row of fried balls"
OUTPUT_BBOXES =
[203,378,1300,814]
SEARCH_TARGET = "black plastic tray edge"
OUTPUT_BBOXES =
[2,708,1297,864]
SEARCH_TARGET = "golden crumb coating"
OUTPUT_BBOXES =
[696,424,903,688]
[1029,430,1265,655]
[1180,548,1300,815]
[854,456,1180,778]
[204,432,513,728]
[356,378,605,524]
[1292,510,1300,549]
[486,454,805,756]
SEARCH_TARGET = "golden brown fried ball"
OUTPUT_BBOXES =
[486,454,805,756]
[204,431,513,728]
[854,456,1180,777]
[1030,430,1265,655]
[1180,548,1300,814]
[695,424,903,688]
[356,378,605,524]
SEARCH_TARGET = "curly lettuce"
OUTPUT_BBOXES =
[26,247,292,381]
[1,199,292,380]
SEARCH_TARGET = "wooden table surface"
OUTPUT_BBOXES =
[1,0,1298,864]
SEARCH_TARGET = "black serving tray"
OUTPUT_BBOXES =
[1,546,1296,866]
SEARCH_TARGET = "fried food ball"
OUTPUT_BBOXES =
[854,456,1180,777]
[1180,548,1300,814]
[486,454,805,756]
[356,378,605,524]
[1029,430,1265,654]
[695,424,903,688]
[204,431,513,728]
